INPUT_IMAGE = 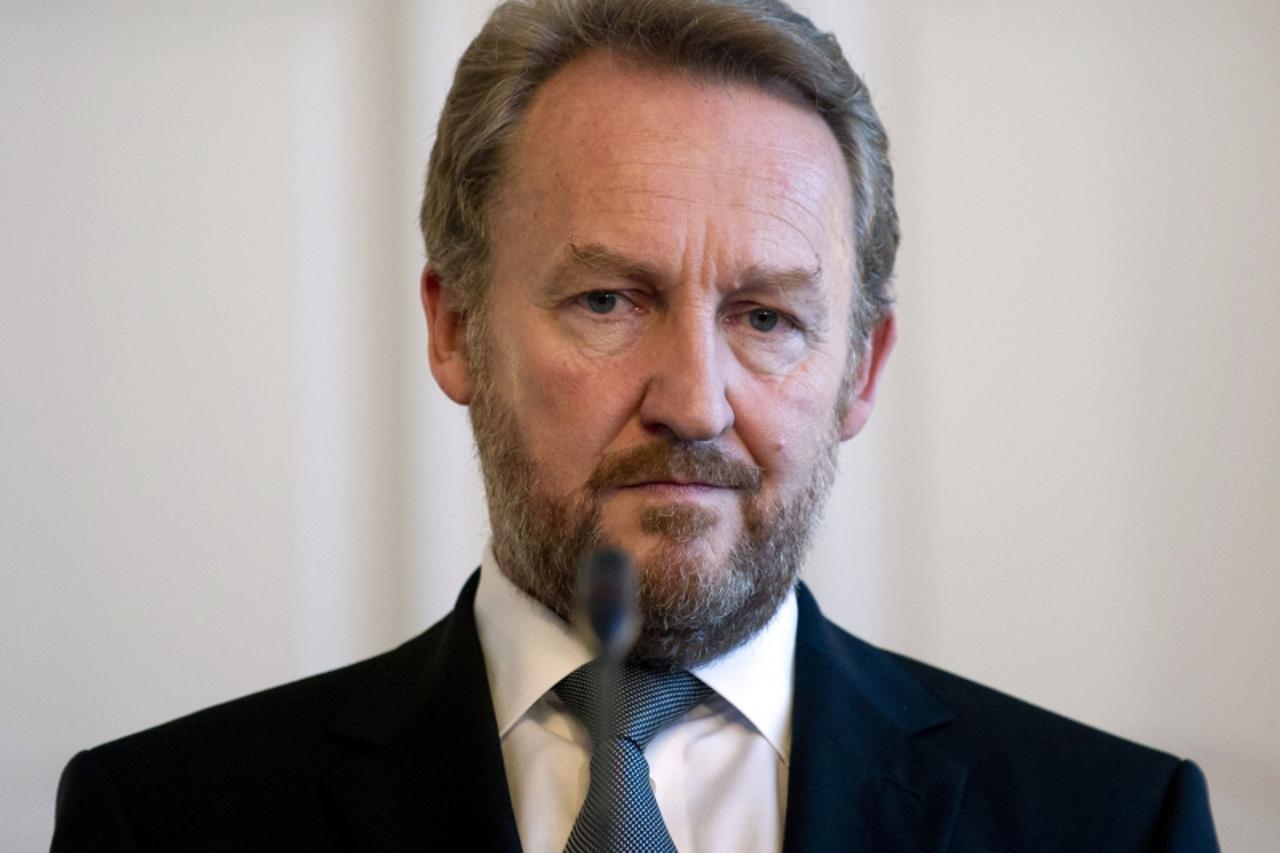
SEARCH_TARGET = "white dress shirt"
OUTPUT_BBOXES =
[472,546,797,853]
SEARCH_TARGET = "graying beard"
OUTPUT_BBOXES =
[467,340,841,669]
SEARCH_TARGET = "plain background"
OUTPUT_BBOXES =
[2,1,1277,849]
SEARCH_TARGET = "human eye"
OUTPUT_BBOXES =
[728,303,800,337]
[746,308,781,332]
[568,289,643,316]
[580,290,622,315]
[724,302,815,372]
[560,288,648,354]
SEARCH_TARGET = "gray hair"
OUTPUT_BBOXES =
[420,0,898,344]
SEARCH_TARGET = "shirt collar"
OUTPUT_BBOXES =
[691,584,796,763]
[472,544,797,761]
[474,545,595,738]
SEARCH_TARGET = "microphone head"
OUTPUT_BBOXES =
[575,548,640,661]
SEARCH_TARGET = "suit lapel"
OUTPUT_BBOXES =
[782,585,967,853]
[310,575,965,851]
[321,572,522,852]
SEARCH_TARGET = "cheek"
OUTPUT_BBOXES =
[507,339,634,475]
[740,367,842,471]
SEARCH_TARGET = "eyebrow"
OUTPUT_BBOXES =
[547,241,823,296]
[546,242,665,287]
[738,259,824,296]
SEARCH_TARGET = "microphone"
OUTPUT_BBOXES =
[572,548,640,845]
[574,547,640,663]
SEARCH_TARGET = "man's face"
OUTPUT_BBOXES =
[429,52,890,667]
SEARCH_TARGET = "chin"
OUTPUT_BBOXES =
[631,536,723,576]
[606,515,737,569]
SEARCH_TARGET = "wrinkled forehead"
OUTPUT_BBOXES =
[497,51,856,284]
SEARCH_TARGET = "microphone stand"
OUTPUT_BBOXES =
[575,548,639,848]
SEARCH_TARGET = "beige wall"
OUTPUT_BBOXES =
[2,1,1276,849]
[855,4,1280,847]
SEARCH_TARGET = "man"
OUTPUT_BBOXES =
[53,1,1219,850]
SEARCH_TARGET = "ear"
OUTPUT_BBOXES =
[421,265,475,405]
[840,310,897,441]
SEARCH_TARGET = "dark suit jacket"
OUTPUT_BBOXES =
[52,573,1219,851]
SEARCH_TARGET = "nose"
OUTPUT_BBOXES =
[637,318,735,442]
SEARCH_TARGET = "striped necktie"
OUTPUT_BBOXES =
[555,661,711,853]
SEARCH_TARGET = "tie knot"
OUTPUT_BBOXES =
[555,661,710,749]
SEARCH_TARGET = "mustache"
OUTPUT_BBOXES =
[586,442,764,493]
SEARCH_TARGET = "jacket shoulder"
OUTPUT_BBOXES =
[818,620,1216,850]
[885,646,1182,772]
[89,633,418,766]
[54,616,456,850]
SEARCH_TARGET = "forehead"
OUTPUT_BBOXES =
[495,52,855,286]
